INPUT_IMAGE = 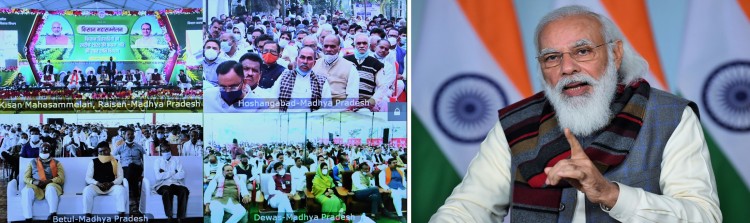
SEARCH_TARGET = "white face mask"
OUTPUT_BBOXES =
[388,37,397,46]
[204,49,219,61]
[162,152,172,160]
[322,168,328,175]
[277,169,286,175]
[279,39,289,48]
[324,54,338,64]
[220,41,232,53]
[39,153,50,159]
[30,135,40,142]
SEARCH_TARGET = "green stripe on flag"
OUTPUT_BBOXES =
[412,113,463,223]
[704,128,750,223]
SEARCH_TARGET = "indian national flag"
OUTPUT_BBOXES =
[678,0,750,222]
[412,0,531,222]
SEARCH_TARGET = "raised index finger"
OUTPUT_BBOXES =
[564,128,587,159]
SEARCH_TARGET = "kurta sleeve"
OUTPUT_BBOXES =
[604,108,722,222]
[430,122,512,222]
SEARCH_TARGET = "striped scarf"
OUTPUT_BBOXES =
[278,69,325,112]
[501,79,650,209]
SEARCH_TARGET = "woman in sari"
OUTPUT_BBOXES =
[312,162,346,214]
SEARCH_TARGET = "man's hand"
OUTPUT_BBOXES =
[241,195,251,204]
[39,179,50,188]
[287,193,293,199]
[544,128,620,208]
[204,204,211,215]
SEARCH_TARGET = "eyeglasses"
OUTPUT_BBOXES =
[537,41,612,69]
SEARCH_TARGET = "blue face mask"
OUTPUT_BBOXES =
[296,67,311,77]
[220,89,244,105]
[354,50,368,61]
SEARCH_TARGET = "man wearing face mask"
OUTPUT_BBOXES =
[267,162,296,223]
[332,153,353,187]
[83,128,99,157]
[21,128,43,158]
[140,128,155,156]
[204,60,265,112]
[1,129,20,178]
[204,164,251,223]
[111,126,126,149]
[201,39,228,87]
[395,27,406,75]
[265,153,286,173]
[112,128,146,214]
[220,32,243,62]
[167,127,181,145]
[181,130,203,156]
[155,127,166,141]
[368,35,381,56]
[312,35,360,106]
[153,140,190,222]
[83,142,126,217]
[344,33,387,111]
[270,46,333,112]
[259,41,285,89]
[373,39,402,104]
[282,30,307,67]
[61,128,78,157]
[22,143,65,221]
[204,154,223,190]
[235,153,260,184]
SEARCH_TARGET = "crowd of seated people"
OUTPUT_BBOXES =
[5,60,201,93]
[201,138,407,222]
[0,122,204,221]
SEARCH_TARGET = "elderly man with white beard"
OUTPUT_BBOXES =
[431,5,721,223]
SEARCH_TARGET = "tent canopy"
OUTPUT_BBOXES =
[1,0,200,11]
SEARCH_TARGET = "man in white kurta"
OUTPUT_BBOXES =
[204,164,251,223]
[83,142,126,216]
[430,6,720,223]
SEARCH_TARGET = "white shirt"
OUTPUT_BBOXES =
[152,156,186,191]
[203,87,265,112]
[181,139,203,156]
[268,71,333,112]
[226,48,244,62]
[430,108,722,223]
[203,162,224,179]
[290,165,309,183]
[141,137,154,155]
[352,171,375,191]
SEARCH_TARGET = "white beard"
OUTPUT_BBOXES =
[543,56,618,136]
